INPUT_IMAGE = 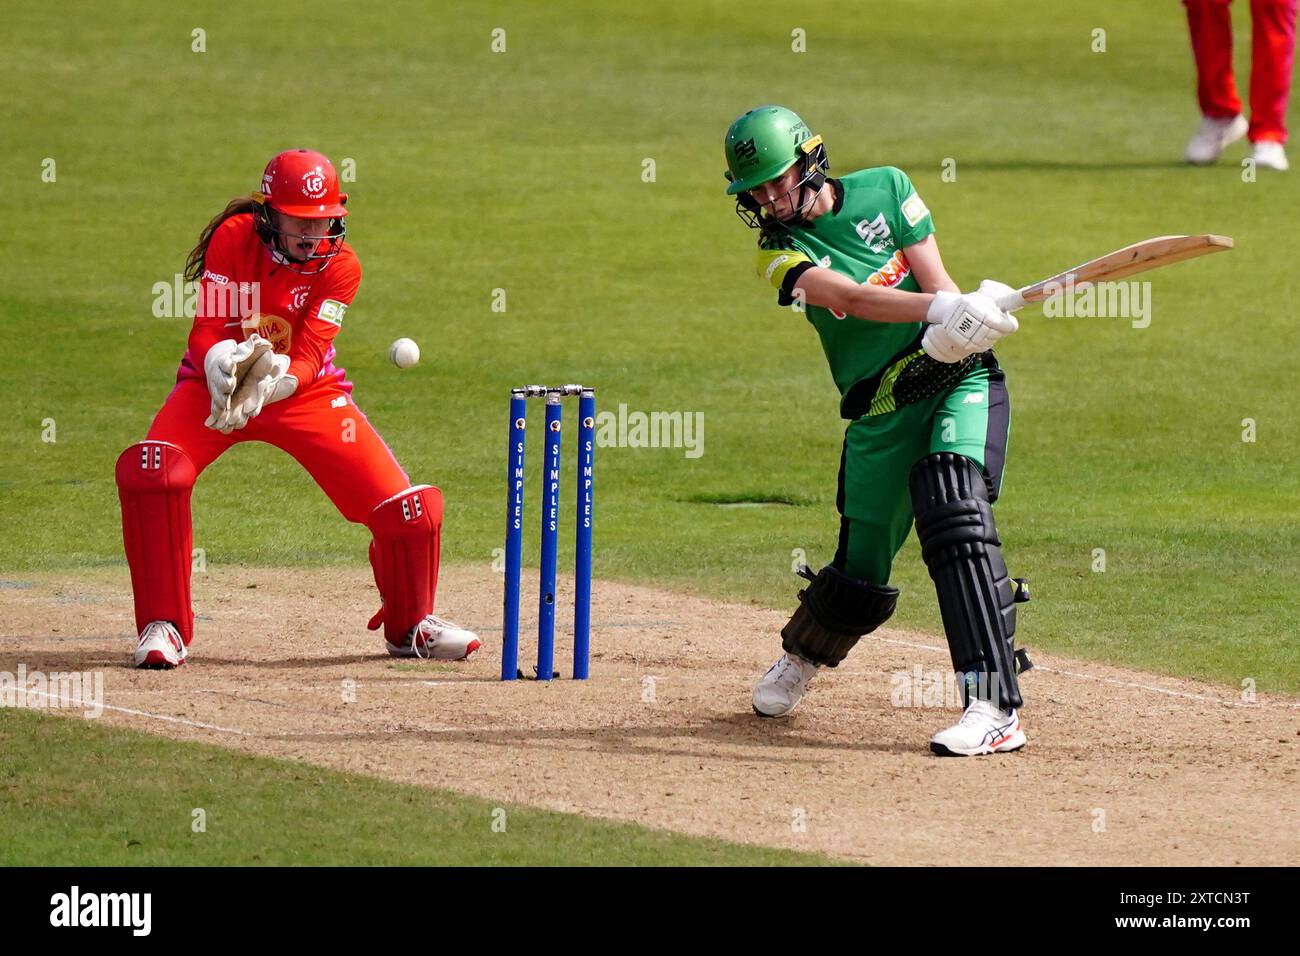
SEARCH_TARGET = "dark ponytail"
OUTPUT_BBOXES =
[184,196,260,283]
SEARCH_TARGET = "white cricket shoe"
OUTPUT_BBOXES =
[133,620,187,669]
[752,652,819,717]
[930,698,1025,756]
[387,614,482,660]
[1185,114,1248,164]
[1252,140,1290,171]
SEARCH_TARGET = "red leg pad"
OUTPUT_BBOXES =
[366,539,385,630]
[115,441,197,645]
[366,485,442,643]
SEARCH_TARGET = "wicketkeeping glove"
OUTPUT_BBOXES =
[203,339,239,418]
[203,335,275,422]
[208,351,292,434]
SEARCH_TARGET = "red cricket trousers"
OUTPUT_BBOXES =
[147,378,410,523]
[1185,0,1298,143]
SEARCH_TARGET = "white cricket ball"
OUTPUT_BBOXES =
[389,337,420,369]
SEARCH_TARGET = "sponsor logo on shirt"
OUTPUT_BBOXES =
[855,214,893,253]
[901,192,929,228]
[829,250,913,319]
[242,313,293,353]
[317,299,347,327]
[866,249,912,288]
[202,270,230,285]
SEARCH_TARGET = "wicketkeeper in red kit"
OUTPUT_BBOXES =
[116,149,480,668]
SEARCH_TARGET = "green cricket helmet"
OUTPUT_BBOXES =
[723,105,829,229]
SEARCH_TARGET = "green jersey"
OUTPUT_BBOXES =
[755,166,939,413]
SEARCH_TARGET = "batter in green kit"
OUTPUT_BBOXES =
[725,105,1032,757]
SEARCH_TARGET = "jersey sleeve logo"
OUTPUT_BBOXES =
[755,244,813,292]
[901,192,930,228]
[764,254,791,282]
[317,299,347,327]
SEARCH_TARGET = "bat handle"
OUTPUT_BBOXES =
[995,288,1028,312]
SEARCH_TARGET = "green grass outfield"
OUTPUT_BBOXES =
[2,0,1297,701]
[0,708,833,865]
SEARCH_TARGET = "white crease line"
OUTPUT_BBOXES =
[97,703,255,734]
[107,683,465,695]
[42,687,467,737]
[19,634,1298,738]
[259,726,468,737]
[103,652,1300,712]
[11,685,252,735]
[874,635,1300,710]
[1031,665,1298,710]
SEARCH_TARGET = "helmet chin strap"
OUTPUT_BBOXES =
[788,137,830,225]
[801,169,827,210]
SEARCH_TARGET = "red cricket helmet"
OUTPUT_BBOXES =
[253,149,348,274]
[260,149,348,216]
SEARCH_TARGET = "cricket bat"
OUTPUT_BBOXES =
[994,234,1233,312]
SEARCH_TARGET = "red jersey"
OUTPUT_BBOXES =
[179,213,362,393]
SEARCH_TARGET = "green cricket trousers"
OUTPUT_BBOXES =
[834,363,1010,586]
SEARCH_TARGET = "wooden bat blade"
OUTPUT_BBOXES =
[998,234,1233,310]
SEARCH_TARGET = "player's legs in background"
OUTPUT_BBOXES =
[752,409,927,718]
[1247,0,1297,166]
[1186,0,1243,117]
[1184,0,1250,163]
[116,379,238,667]
[913,364,1030,755]
[254,385,479,660]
